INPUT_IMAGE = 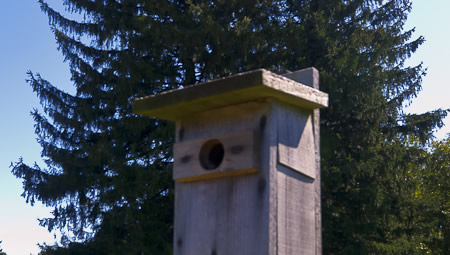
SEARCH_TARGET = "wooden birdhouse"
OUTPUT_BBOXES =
[133,68,328,255]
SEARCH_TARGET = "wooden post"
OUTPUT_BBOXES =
[133,68,328,255]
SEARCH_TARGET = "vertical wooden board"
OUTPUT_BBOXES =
[277,165,316,255]
[274,102,317,255]
[174,100,275,255]
[283,67,321,255]
[174,175,268,255]
[281,67,319,91]
[313,108,322,255]
[267,103,279,255]
[276,103,315,179]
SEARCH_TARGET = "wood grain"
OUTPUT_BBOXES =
[283,67,322,254]
[277,105,315,179]
[133,68,326,255]
[133,69,328,121]
[273,102,317,255]
[174,101,273,255]
[277,164,316,255]
[173,129,259,183]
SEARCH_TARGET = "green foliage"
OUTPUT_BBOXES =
[423,138,450,253]
[12,0,448,254]
[406,136,450,254]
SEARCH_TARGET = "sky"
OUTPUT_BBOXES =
[0,1,449,254]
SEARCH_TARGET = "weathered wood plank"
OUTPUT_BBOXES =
[133,69,328,121]
[273,102,317,255]
[174,101,274,255]
[277,165,316,255]
[134,68,326,255]
[282,67,322,254]
[173,129,259,183]
[277,105,315,179]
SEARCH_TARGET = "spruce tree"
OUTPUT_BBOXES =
[407,136,450,254]
[13,0,447,254]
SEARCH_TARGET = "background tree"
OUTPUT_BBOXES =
[406,136,449,254]
[12,0,447,254]
[421,137,450,253]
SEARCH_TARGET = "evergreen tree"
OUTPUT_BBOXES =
[12,0,447,254]
[407,136,450,254]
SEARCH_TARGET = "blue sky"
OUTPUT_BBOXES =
[0,1,449,254]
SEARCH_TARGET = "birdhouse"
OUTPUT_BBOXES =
[133,68,328,255]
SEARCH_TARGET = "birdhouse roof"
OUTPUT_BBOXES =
[133,69,328,121]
